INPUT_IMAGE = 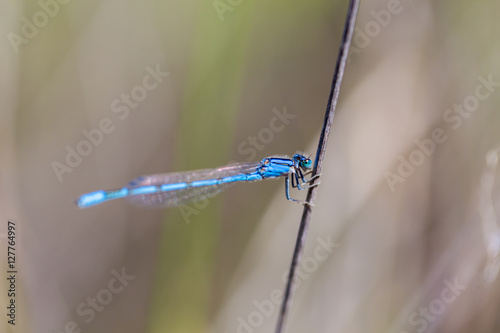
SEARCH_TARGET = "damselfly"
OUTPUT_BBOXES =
[76,154,319,208]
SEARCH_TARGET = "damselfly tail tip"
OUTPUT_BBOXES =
[75,190,107,208]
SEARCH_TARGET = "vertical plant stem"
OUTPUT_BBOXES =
[274,0,360,332]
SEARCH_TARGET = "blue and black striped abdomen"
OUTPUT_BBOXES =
[125,162,263,208]
[75,155,305,208]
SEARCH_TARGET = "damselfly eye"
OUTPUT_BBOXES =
[301,159,312,169]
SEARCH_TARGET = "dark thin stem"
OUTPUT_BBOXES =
[274,1,360,332]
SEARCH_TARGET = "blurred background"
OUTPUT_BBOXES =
[1,0,500,332]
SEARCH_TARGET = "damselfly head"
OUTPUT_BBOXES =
[301,158,312,170]
[293,154,312,170]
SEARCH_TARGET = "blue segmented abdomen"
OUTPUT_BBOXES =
[76,161,264,208]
